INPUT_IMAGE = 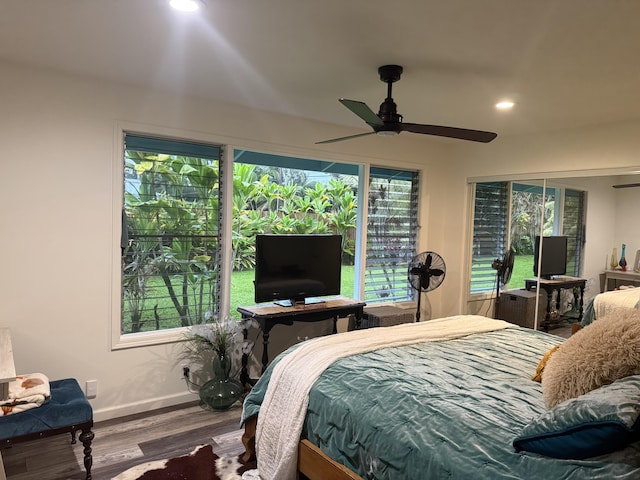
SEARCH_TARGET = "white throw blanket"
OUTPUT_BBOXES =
[594,286,640,320]
[253,315,512,480]
[0,373,51,416]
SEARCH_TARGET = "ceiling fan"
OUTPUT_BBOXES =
[317,65,497,145]
[612,183,640,188]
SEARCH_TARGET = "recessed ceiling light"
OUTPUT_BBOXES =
[169,0,204,12]
[495,100,515,110]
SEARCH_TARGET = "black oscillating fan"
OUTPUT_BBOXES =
[491,247,515,318]
[408,252,446,322]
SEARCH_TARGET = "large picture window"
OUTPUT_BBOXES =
[119,137,421,344]
[230,152,420,308]
[230,150,359,314]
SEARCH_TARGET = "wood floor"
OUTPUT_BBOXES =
[2,401,244,480]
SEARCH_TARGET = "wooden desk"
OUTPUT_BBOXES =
[600,270,640,292]
[525,277,586,331]
[237,296,365,386]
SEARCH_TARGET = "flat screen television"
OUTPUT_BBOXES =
[254,234,342,306]
[533,235,568,279]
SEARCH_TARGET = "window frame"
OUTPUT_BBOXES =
[112,126,424,350]
[365,167,421,303]
[114,131,224,349]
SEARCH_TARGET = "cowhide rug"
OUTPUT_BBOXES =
[112,444,258,480]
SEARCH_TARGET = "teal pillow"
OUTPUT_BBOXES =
[514,375,640,459]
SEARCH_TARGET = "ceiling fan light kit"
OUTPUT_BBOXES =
[317,65,497,145]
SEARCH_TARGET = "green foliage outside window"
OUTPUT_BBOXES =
[123,154,358,334]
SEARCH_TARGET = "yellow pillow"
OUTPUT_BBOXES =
[532,345,560,382]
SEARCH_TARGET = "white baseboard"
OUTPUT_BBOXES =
[92,391,199,422]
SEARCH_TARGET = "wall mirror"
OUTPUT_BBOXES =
[467,168,640,333]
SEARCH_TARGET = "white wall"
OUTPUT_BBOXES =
[0,61,451,421]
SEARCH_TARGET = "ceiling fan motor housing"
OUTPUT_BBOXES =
[377,65,404,126]
[378,64,403,83]
[378,99,402,124]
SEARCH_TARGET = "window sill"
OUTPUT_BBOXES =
[112,327,187,351]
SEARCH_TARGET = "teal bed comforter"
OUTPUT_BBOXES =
[242,326,640,479]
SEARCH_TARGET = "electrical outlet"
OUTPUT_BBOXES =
[85,380,98,398]
[181,364,190,380]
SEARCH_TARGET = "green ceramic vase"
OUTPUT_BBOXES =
[199,354,242,410]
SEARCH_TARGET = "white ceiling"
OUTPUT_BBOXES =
[2,0,640,142]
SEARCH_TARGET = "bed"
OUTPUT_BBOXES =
[581,286,640,326]
[240,314,640,480]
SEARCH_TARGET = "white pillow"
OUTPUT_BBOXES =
[542,309,640,408]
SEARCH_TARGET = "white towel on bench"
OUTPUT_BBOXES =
[0,373,51,416]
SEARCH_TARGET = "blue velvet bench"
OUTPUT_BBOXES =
[0,378,94,479]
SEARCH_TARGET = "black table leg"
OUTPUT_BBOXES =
[260,322,273,374]
[578,284,585,323]
[544,290,553,332]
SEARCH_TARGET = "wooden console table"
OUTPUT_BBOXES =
[237,296,365,386]
[600,270,640,292]
[525,277,586,331]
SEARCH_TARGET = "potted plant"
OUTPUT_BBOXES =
[183,314,251,410]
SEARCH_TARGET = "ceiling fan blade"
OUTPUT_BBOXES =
[315,131,376,145]
[612,183,640,188]
[339,99,384,127]
[401,123,497,143]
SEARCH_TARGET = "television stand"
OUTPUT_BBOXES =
[237,296,365,387]
[525,276,586,331]
[274,297,326,307]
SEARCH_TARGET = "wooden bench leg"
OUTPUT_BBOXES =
[79,428,94,480]
[0,450,7,480]
[241,415,257,464]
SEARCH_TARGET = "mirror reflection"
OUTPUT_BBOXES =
[470,172,640,335]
